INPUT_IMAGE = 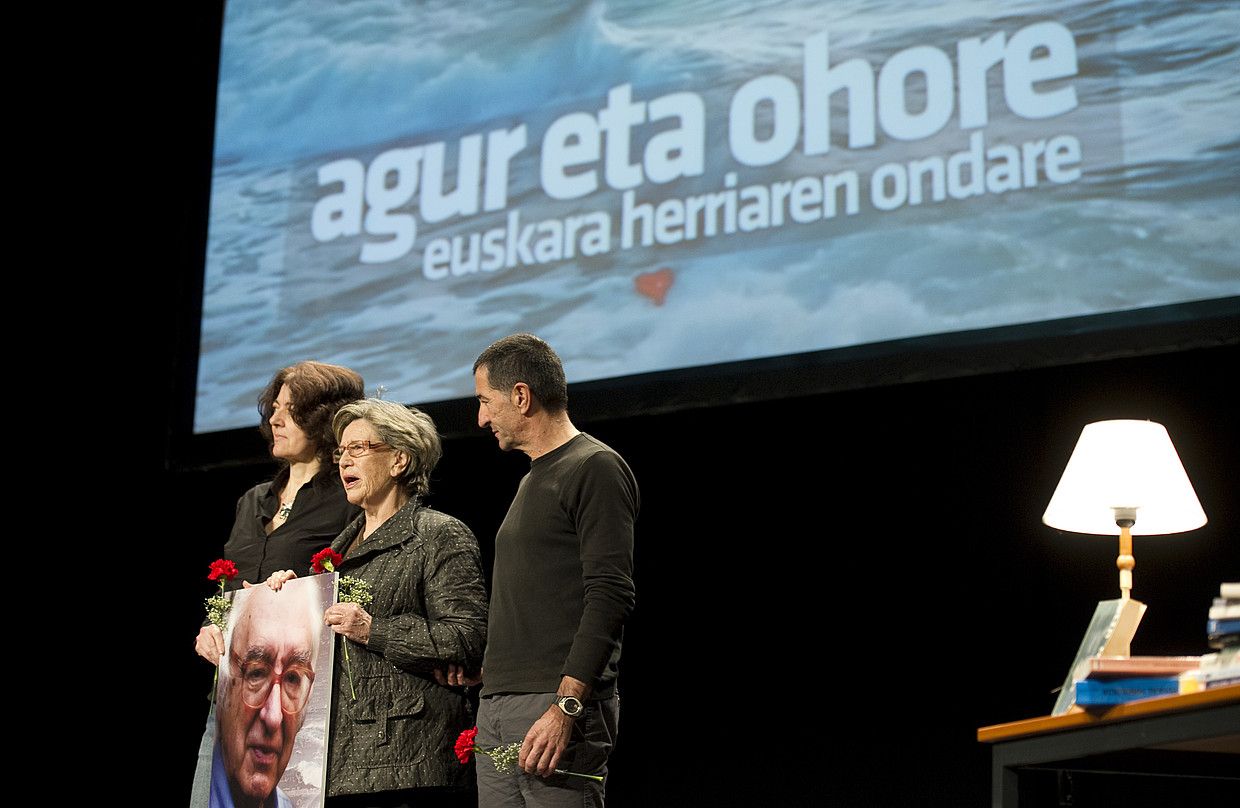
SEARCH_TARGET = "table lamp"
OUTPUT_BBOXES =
[1042,419,1207,714]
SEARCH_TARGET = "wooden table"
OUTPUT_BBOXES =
[978,684,1240,806]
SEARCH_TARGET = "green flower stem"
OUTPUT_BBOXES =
[205,578,231,699]
[473,744,603,782]
[554,769,605,782]
[342,639,357,701]
[334,569,373,703]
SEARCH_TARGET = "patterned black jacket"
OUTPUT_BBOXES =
[325,499,487,796]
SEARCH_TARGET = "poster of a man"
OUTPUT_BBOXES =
[211,574,335,808]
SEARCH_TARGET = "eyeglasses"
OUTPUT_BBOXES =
[231,654,315,713]
[332,440,393,463]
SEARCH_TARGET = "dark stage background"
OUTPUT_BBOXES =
[149,4,1239,806]
[158,345,1239,807]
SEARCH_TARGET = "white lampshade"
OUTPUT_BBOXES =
[1042,420,1207,536]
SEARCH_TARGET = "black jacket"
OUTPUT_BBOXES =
[325,499,488,796]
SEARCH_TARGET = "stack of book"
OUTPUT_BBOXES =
[1181,581,1240,692]
[1072,655,1201,707]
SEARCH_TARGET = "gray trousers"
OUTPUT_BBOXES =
[188,702,215,808]
[475,692,618,808]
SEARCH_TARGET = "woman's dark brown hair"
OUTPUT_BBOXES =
[258,361,365,467]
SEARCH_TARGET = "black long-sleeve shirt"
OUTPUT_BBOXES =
[481,433,638,699]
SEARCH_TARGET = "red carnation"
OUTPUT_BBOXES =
[450,726,600,781]
[204,558,239,696]
[311,548,344,574]
[454,727,479,765]
[207,559,239,582]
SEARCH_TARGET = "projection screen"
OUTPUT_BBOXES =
[195,0,1240,433]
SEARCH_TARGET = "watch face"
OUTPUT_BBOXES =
[559,696,583,716]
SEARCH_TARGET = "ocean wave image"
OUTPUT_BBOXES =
[196,0,1240,433]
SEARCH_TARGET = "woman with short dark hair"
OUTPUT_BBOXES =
[190,360,365,808]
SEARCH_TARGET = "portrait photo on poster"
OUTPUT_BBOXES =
[211,573,337,808]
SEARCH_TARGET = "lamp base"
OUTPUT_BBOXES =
[1051,597,1147,716]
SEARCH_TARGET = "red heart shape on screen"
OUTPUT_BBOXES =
[635,268,674,306]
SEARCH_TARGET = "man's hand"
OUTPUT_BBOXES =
[194,624,225,665]
[519,705,574,776]
[324,602,373,643]
[520,675,590,776]
[434,664,483,688]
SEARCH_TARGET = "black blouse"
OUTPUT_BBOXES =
[220,466,359,588]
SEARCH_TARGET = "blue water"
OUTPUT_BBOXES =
[196,0,1240,432]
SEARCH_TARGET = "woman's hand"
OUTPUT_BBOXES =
[194,624,225,665]
[325,602,372,644]
[261,569,298,591]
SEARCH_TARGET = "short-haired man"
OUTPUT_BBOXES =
[470,333,638,806]
[212,581,323,808]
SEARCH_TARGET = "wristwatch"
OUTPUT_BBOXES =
[555,694,584,718]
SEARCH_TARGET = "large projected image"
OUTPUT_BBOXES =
[196,0,1240,433]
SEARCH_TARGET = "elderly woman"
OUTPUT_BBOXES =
[190,360,365,808]
[266,398,488,807]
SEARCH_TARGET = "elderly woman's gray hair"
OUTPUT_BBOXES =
[332,398,443,496]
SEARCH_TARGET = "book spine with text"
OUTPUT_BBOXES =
[1074,677,1180,706]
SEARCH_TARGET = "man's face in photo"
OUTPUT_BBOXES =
[218,586,317,805]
